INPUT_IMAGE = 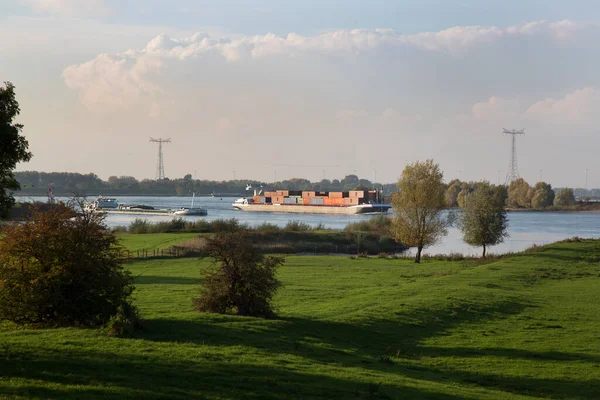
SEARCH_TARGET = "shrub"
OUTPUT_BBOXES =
[284,220,312,232]
[129,218,150,234]
[345,215,391,236]
[0,203,137,327]
[254,222,280,232]
[193,231,283,318]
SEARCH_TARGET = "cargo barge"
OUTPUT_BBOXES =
[232,189,391,215]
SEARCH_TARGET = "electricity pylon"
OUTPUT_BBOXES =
[149,138,171,180]
[503,129,525,186]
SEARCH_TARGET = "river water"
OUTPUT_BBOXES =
[16,195,600,256]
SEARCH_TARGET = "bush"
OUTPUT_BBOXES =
[0,203,137,328]
[193,231,283,318]
[344,215,391,236]
[129,218,150,234]
[284,220,312,232]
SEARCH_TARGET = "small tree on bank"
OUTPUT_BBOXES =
[531,182,555,208]
[193,231,283,318]
[0,202,137,328]
[458,183,509,257]
[0,82,32,219]
[391,160,448,263]
[554,188,576,207]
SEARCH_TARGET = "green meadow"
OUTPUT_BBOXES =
[1,235,600,399]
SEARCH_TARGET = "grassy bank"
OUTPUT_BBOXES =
[1,240,600,399]
[116,218,403,256]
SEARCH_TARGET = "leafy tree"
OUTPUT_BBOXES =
[445,182,462,207]
[458,182,509,257]
[457,184,475,208]
[0,82,32,218]
[391,159,448,263]
[531,181,555,208]
[554,188,576,207]
[193,231,283,318]
[507,178,532,208]
[0,202,137,329]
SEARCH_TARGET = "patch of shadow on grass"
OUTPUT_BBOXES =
[0,347,472,400]
[418,346,600,364]
[396,363,600,400]
[134,275,201,285]
[132,300,600,400]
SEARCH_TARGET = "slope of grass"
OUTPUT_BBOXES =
[1,240,600,399]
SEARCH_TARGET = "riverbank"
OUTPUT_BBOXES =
[1,239,599,399]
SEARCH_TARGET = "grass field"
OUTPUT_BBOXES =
[1,237,600,399]
[116,232,201,253]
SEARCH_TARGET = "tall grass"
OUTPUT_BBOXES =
[118,218,329,234]
[118,218,244,234]
[344,214,391,236]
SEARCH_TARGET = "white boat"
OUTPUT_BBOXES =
[85,196,119,211]
[173,193,208,216]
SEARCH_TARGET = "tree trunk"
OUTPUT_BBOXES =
[415,246,423,263]
[482,244,486,258]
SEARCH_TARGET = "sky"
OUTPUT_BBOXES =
[2,0,600,187]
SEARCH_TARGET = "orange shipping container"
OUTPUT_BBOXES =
[276,190,289,196]
[324,197,344,206]
[329,192,343,198]
[303,198,311,205]
[302,191,316,198]
[349,190,365,198]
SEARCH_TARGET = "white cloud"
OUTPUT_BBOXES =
[19,0,111,16]
[63,20,599,112]
[457,96,523,124]
[62,53,161,110]
[526,87,600,125]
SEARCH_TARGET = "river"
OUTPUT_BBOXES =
[16,195,600,256]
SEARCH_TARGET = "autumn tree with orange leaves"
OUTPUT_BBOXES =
[0,202,138,331]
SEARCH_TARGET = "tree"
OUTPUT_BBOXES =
[507,178,532,208]
[531,181,555,208]
[554,188,576,207]
[458,182,509,257]
[0,82,32,218]
[0,202,137,328]
[193,231,283,318]
[445,182,462,207]
[391,160,448,263]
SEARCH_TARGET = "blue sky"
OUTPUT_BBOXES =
[4,1,600,34]
[1,1,600,187]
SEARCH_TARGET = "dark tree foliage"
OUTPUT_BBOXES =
[0,82,32,218]
[194,231,283,318]
[0,202,137,327]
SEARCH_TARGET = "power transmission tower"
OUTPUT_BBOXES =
[149,138,171,180]
[503,129,525,186]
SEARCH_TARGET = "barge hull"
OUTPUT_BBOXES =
[233,204,390,215]
[93,209,175,216]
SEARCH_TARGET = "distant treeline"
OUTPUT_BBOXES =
[445,178,600,210]
[14,171,398,197]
